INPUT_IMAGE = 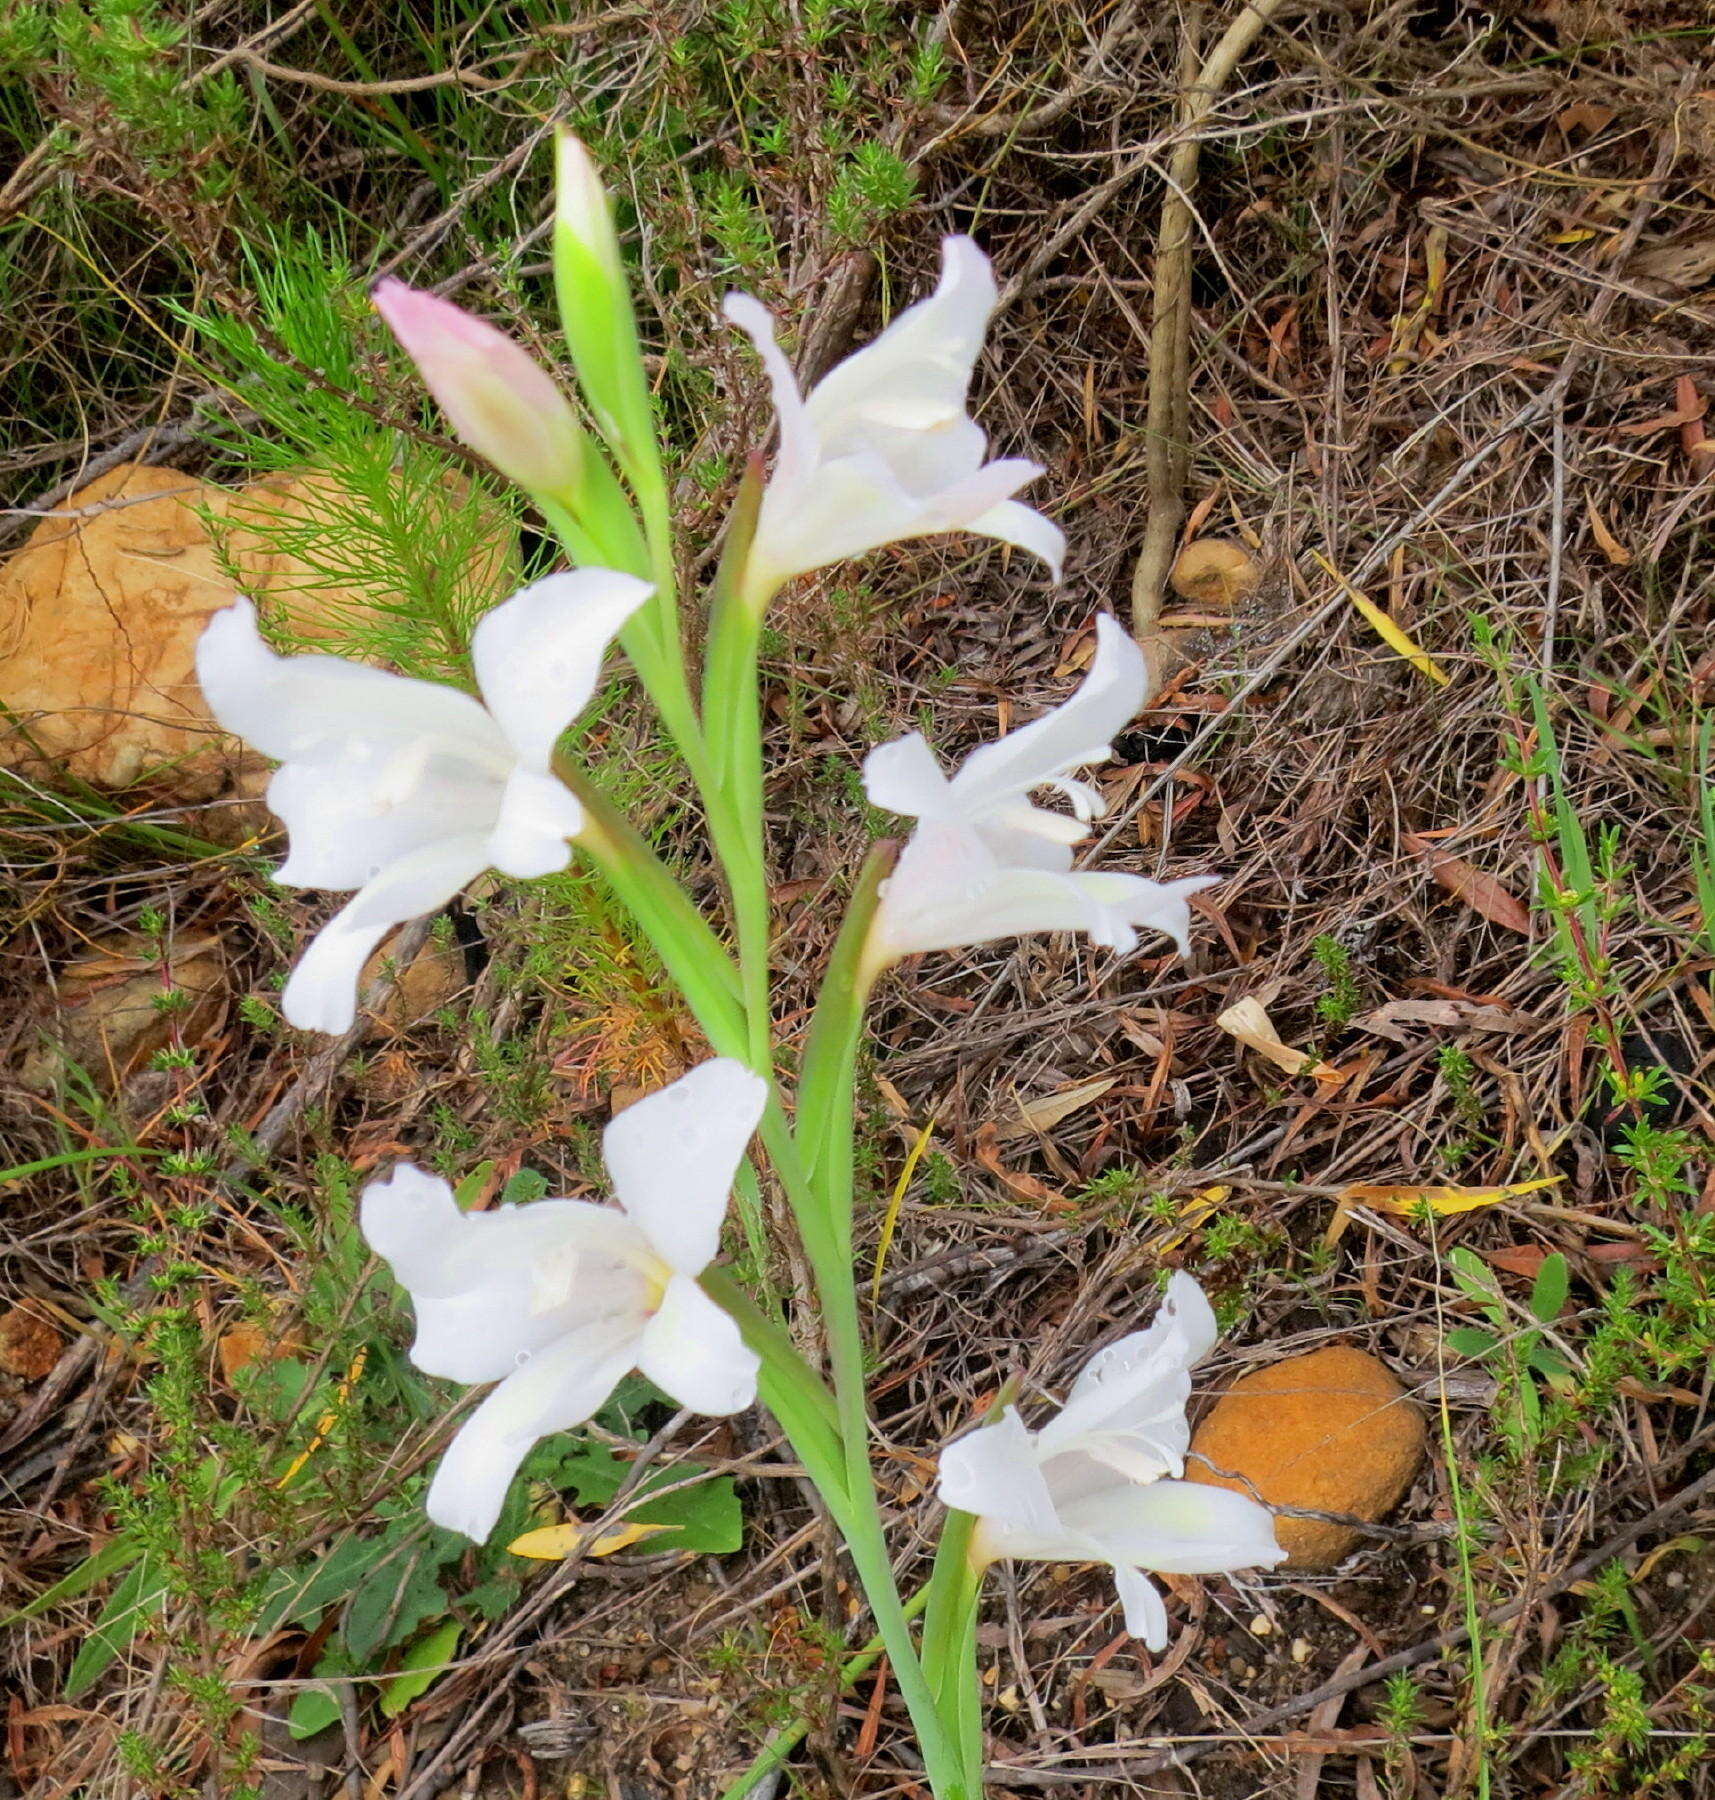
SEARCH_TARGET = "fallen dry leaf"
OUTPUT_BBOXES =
[1153,1185,1228,1253]
[1324,1175,1563,1246]
[1336,1175,1562,1233]
[216,1322,306,1388]
[1403,834,1530,934]
[507,1519,675,1560]
[1584,496,1630,566]
[972,1122,1063,1205]
[1216,997,1339,1080]
[1615,394,1705,437]
[1557,101,1617,138]
[1679,375,1715,481]
[1484,1245,1551,1279]
[993,1076,1117,1142]
[1313,550,1451,687]
[1355,998,1533,1042]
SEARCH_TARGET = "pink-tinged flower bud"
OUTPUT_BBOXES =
[372,278,585,500]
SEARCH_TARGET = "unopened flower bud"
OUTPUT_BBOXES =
[372,277,585,500]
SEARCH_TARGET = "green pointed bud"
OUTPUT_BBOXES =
[551,131,661,486]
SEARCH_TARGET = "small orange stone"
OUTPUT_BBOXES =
[0,1303,66,1380]
[1186,1345,1425,1569]
[1168,538,1260,608]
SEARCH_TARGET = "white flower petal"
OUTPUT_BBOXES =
[280,835,491,1033]
[874,849,1211,965]
[978,798,1088,862]
[361,1164,469,1295]
[729,239,1051,588]
[486,766,584,878]
[805,237,997,441]
[918,457,1047,536]
[722,292,816,488]
[751,449,932,582]
[1039,1377,1192,1484]
[406,1281,621,1386]
[862,732,952,819]
[1156,1271,1220,1363]
[1037,1274,1217,1472]
[937,1407,1062,1540]
[969,498,1066,582]
[266,753,505,891]
[1111,1564,1171,1651]
[196,598,507,768]
[470,570,651,771]
[601,1060,768,1274]
[636,1274,759,1415]
[363,1167,645,1301]
[1073,871,1217,955]
[953,616,1146,817]
[1060,1478,1286,1575]
[361,1166,653,1381]
[424,1320,639,1541]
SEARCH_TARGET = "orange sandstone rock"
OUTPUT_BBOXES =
[1186,1345,1425,1569]
[1168,538,1259,607]
[22,929,226,1091]
[0,462,512,801]
[0,464,240,792]
[0,1303,65,1380]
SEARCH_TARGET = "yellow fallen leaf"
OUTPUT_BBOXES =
[1217,997,1339,1080]
[1634,1535,1704,1582]
[1387,224,1448,371]
[1311,551,1451,687]
[276,1348,366,1490]
[1345,1175,1563,1218]
[872,1116,937,1303]
[506,1518,675,1561]
[1155,1185,1229,1253]
[1325,1175,1562,1245]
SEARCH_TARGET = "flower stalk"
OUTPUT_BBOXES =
[193,138,1243,1800]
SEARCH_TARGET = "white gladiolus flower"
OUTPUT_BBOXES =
[723,236,1064,596]
[937,1273,1286,1651]
[362,1059,767,1542]
[196,570,649,1034]
[861,614,1214,969]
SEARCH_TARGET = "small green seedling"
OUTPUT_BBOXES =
[1447,1246,1574,1439]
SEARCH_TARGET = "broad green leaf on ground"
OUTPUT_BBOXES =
[379,1618,462,1717]
[63,1555,167,1699]
[1530,1252,1570,1323]
[288,1682,343,1741]
[528,1440,742,1554]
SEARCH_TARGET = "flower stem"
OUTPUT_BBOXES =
[555,759,745,1054]
[921,1508,987,1793]
[540,485,776,1070]
[795,842,894,1234]
[711,1254,968,1796]
[703,482,772,1075]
